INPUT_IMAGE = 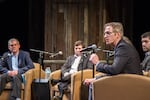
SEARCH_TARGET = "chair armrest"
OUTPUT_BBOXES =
[71,69,93,81]
[49,70,61,98]
[92,74,150,100]
[24,69,34,80]
[70,69,105,100]
[95,72,106,78]
[50,70,61,80]
[24,68,34,100]
[71,69,93,100]
[24,63,45,100]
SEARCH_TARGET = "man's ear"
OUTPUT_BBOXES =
[18,44,21,49]
[116,32,121,37]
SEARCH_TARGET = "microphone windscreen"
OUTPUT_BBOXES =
[58,51,63,55]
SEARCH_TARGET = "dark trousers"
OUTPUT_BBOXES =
[57,75,71,100]
[80,82,89,100]
[0,73,22,100]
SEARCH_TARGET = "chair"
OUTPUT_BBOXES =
[50,69,102,100]
[0,62,45,100]
[24,63,45,100]
[50,60,110,100]
[92,74,150,100]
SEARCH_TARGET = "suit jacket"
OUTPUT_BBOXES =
[96,39,142,75]
[61,54,93,79]
[0,50,34,74]
[141,51,150,71]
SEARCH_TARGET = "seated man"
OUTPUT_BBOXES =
[55,40,93,100]
[141,32,150,71]
[84,22,143,100]
[0,38,34,100]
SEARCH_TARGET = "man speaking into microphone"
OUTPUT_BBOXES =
[84,22,143,100]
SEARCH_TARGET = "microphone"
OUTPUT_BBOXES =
[30,49,53,55]
[80,44,97,52]
[49,51,63,58]
[1,53,12,60]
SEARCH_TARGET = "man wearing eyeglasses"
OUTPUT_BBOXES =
[84,22,142,100]
[0,38,34,100]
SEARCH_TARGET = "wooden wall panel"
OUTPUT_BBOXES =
[44,0,133,70]
[56,12,65,56]
[88,1,99,44]
[44,0,109,70]
[71,4,79,43]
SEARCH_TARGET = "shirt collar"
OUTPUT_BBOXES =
[145,51,150,56]
[11,51,19,57]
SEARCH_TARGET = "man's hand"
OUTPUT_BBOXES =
[89,54,100,65]
[7,70,18,76]
[84,78,95,86]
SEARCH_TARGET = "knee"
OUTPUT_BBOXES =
[13,75,21,81]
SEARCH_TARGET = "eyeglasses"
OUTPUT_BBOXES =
[104,31,113,36]
[9,44,18,47]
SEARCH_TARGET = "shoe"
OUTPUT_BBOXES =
[53,96,61,100]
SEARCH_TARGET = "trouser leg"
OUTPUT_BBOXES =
[58,83,64,100]
[0,73,11,95]
[88,83,93,100]
[58,81,70,100]
[11,74,22,98]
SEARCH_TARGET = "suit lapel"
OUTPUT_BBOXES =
[78,56,84,70]
[8,56,12,70]
[70,56,77,65]
[18,52,22,68]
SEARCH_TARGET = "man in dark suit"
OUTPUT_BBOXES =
[141,32,150,71]
[84,22,142,100]
[0,38,34,100]
[56,40,93,100]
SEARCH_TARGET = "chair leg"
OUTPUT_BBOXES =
[21,89,24,100]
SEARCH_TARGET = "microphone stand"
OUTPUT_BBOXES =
[92,49,95,78]
[30,49,52,100]
[38,52,43,82]
[102,50,114,64]
[30,49,53,82]
[80,53,86,84]
[106,52,109,64]
[80,48,114,78]
[81,49,95,81]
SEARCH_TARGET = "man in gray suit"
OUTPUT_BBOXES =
[0,38,34,100]
[57,40,93,100]
[84,22,142,100]
[141,32,150,71]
